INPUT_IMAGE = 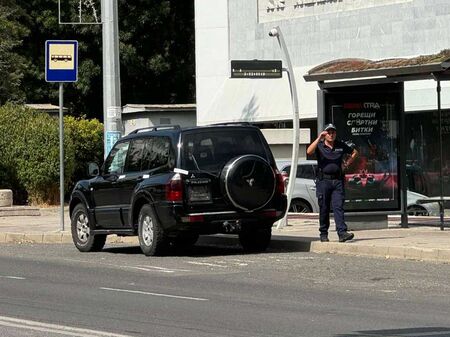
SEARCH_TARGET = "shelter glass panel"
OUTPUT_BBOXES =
[405,109,450,198]
[324,83,402,212]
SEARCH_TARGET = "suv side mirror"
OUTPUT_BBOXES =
[88,162,100,177]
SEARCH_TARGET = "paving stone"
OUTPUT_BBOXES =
[24,234,44,243]
[5,233,25,243]
[419,248,439,262]
[43,233,63,243]
[437,249,450,263]
[61,233,73,244]
[403,247,424,261]
[386,246,406,260]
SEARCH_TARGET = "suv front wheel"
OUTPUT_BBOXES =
[71,203,106,252]
[138,204,168,256]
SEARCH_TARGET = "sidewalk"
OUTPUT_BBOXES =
[1,207,450,263]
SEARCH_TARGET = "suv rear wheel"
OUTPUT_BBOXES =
[71,203,106,252]
[239,225,272,253]
[138,204,168,256]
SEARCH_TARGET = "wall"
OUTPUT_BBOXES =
[195,0,450,126]
[122,111,196,135]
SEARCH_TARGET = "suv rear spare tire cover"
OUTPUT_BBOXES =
[221,155,275,211]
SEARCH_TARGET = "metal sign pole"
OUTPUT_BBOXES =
[437,79,444,230]
[45,40,77,232]
[59,82,65,231]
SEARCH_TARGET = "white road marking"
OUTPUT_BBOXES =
[0,275,26,280]
[100,287,209,301]
[128,266,175,273]
[61,258,192,274]
[0,315,130,337]
[213,260,248,266]
[186,261,227,268]
[132,265,192,273]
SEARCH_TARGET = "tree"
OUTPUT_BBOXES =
[0,0,28,104]
[16,0,103,119]
[119,0,196,104]
[4,0,196,120]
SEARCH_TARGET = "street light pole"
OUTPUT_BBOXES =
[101,0,123,157]
[269,26,300,229]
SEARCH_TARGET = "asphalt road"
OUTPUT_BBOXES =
[0,241,450,337]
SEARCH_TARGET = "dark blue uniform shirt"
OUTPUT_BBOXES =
[315,140,353,174]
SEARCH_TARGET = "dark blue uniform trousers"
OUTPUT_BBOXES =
[316,178,348,236]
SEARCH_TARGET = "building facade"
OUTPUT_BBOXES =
[122,104,196,135]
[195,0,450,196]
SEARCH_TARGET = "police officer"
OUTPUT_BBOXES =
[306,123,358,242]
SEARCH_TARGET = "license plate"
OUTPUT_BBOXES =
[188,185,212,202]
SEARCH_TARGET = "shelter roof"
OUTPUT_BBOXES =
[304,49,450,82]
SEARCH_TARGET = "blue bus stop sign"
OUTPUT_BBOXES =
[45,40,78,82]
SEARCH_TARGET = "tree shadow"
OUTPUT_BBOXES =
[240,94,259,121]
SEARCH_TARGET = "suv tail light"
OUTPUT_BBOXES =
[275,169,285,194]
[166,173,183,202]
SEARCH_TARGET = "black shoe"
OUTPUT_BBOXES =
[320,236,329,242]
[339,232,354,242]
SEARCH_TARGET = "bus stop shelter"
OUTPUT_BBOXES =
[304,50,450,229]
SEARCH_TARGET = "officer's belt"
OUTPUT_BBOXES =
[319,172,342,180]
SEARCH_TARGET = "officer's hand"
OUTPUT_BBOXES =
[319,131,328,139]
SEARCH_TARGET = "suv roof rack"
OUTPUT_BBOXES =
[210,122,253,126]
[129,125,181,134]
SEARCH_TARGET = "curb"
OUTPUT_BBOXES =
[0,206,41,217]
[193,234,450,263]
[1,231,449,263]
[0,232,139,245]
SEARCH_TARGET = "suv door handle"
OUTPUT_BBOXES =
[137,174,150,181]
[309,186,316,191]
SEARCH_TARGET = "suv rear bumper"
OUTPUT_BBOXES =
[156,194,287,233]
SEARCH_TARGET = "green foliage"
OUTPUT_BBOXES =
[64,115,104,192]
[0,103,103,205]
[119,1,196,104]
[0,1,195,119]
[0,1,29,104]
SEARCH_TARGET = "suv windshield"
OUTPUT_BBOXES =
[181,129,269,173]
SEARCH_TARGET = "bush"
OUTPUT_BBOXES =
[0,103,104,205]
[0,103,31,203]
[64,116,104,193]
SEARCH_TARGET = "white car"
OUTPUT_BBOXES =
[276,159,439,216]
[276,159,319,213]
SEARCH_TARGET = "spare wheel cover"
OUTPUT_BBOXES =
[221,155,275,211]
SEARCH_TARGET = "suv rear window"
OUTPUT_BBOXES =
[181,129,269,173]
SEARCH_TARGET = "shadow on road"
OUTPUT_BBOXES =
[335,327,450,337]
[102,235,313,257]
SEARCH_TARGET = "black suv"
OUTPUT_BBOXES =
[69,125,287,255]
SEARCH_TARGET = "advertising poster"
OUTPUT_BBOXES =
[324,83,403,212]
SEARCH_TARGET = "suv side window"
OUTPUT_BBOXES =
[103,141,130,175]
[125,139,146,173]
[142,136,173,170]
